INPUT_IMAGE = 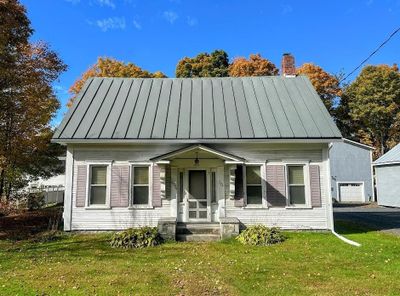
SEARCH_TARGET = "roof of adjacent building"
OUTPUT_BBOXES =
[374,143,400,166]
[53,76,342,142]
[342,138,375,150]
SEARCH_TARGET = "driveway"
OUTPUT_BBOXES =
[334,205,400,236]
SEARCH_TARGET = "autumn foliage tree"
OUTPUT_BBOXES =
[296,63,341,111]
[0,0,67,198]
[343,64,400,156]
[69,57,166,106]
[175,50,229,78]
[229,54,279,77]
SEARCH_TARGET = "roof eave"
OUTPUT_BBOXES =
[51,137,342,145]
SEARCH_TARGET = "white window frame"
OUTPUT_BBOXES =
[129,162,153,209]
[284,161,311,208]
[244,163,267,208]
[85,161,112,209]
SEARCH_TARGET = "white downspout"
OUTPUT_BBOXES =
[327,143,361,247]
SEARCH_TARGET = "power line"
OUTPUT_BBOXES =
[340,26,400,83]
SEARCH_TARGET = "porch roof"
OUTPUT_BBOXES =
[150,145,245,163]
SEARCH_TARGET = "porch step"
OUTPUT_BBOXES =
[176,233,221,242]
[176,222,220,235]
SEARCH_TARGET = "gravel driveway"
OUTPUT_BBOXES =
[334,205,400,236]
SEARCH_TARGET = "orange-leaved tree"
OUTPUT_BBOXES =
[68,57,166,106]
[229,54,279,77]
[296,63,341,111]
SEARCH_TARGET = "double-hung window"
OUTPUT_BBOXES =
[89,166,108,206]
[132,166,150,205]
[287,165,306,206]
[246,166,262,205]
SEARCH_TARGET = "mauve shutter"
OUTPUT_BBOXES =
[76,165,87,207]
[152,164,162,207]
[110,165,129,207]
[309,165,322,207]
[266,165,286,207]
[234,165,245,207]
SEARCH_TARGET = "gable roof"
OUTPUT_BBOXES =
[343,138,375,150]
[53,76,342,143]
[374,143,400,166]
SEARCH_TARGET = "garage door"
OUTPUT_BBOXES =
[339,183,364,202]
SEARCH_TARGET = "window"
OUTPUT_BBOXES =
[132,166,150,205]
[288,165,306,205]
[246,166,262,205]
[89,166,107,205]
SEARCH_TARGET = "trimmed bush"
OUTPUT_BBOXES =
[236,225,286,246]
[110,227,163,249]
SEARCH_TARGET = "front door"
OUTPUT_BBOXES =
[187,170,208,221]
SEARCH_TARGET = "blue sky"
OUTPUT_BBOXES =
[20,0,400,126]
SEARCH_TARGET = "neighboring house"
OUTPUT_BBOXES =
[52,55,343,234]
[330,139,374,203]
[373,143,400,207]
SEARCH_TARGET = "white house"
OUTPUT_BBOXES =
[52,54,342,239]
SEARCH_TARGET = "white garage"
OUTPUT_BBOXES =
[338,182,365,202]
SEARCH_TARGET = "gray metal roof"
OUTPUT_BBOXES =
[374,143,400,166]
[53,76,342,142]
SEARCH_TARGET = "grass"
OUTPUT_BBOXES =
[0,222,400,295]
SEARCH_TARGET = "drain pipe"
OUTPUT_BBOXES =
[327,143,361,247]
[331,229,361,247]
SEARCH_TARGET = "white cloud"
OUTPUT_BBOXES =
[87,17,126,32]
[133,20,142,30]
[186,16,198,27]
[281,4,293,15]
[163,10,178,24]
[95,0,115,9]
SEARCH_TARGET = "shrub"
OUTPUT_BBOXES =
[26,192,45,211]
[236,225,286,246]
[110,227,163,249]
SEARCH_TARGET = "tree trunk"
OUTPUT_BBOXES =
[0,169,5,198]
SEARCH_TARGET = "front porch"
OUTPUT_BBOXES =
[152,145,244,224]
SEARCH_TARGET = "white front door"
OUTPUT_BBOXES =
[186,169,210,222]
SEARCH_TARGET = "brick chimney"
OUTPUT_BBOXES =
[281,53,296,76]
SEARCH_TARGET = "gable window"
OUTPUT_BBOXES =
[246,166,262,205]
[132,166,150,205]
[89,166,107,205]
[288,165,306,205]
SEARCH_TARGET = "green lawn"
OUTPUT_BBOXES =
[0,222,399,296]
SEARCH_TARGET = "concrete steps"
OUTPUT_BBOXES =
[176,222,221,241]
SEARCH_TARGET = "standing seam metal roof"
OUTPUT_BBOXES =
[53,76,342,141]
[374,143,400,165]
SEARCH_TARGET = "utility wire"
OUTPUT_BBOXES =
[340,26,400,83]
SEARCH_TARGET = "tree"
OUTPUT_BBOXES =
[0,0,67,198]
[229,54,279,77]
[175,50,229,78]
[69,57,166,106]
[344,64,400,156]
[296,63,341,111]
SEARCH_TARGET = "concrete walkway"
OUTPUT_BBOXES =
[334,205,400,236]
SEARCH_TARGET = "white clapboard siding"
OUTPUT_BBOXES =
[70,143,328,230]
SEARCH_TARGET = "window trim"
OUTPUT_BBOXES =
[129,163,153,209]
[244,163,267,208]
[85,161,112,209]
[284,162,311,208]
